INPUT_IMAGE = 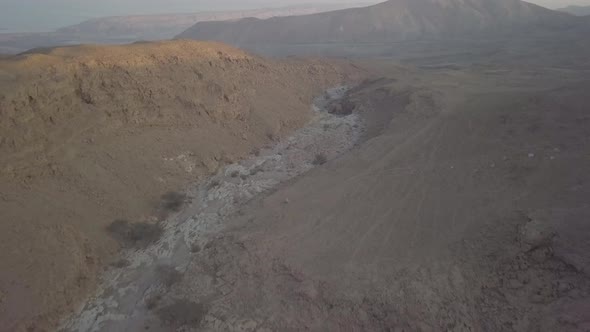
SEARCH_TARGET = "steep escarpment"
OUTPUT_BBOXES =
[0,40,362,331]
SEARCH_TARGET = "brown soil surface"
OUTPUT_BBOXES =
[0,40,363,331]
[80,61,590,331]
[3,21,590,332]
[63,85,365,331]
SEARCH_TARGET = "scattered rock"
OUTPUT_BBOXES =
[234,319,259,332]
[530,246,553,263]
[190,243,201,253]
[328,98,356,115]
[519,218,555,252]
[145,295,162,310]
[507,279,524,289]
[156,265,183,288]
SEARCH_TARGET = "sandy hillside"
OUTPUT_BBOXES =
[0,40,363,331]
[95,60,590,331]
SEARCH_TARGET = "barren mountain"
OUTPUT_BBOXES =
[0,40,361,331]
[3,1,590,331]
[0,2,376,54]
[557,5,590,16]
[178,0,576,46]
[56,3,377,40]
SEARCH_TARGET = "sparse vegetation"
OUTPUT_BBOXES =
[156,264,183,288]
[329,99,356,116]
[145,294,162,310]
[207,179,221,190]
[190,243,201,253]
[312,153,328,165]
[156,300,207,327]
[106,219,164,248]
[161,191,188,213]
[111,258,131,268]
[249,165,264,176]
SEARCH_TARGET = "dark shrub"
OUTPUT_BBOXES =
[107,219,163,248]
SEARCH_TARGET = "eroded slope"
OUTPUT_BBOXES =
[129,62,590,331]
[0,40,362,331]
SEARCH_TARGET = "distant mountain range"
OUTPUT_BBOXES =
[177,0,577,46]
[557,5,590,16]
[177,0,584,46]
[56,3,377,40]
[0,2,375,54]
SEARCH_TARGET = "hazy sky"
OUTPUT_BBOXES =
[1,0,589,32]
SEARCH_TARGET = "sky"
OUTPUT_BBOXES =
[1,0,589,33]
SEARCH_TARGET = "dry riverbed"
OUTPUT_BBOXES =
[61,86,364,331]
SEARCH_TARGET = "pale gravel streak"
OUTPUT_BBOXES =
[60,86,365,332]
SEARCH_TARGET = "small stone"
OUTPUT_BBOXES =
[558,282,572,294]
[530,293,546,304]
[190,243,201,253]
[284,198,290,204]
[530,247,552,263]
[507,279,523,289]
[528,153,535,158]
[234,319,258,332]
[520,219,554,250]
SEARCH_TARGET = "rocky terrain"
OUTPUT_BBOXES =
[0,40,362,331]
[2,1,590,331]
[60,58,590,331]
[62,86,366,332]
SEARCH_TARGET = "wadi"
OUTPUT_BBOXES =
[1,0,590,331]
